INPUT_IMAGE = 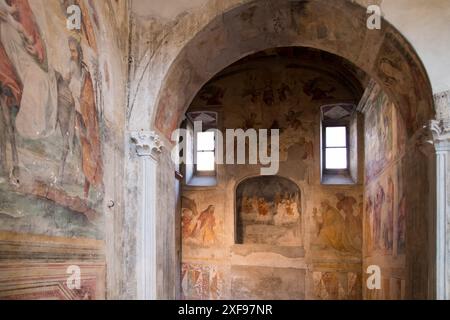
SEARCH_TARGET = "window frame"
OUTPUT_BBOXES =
[194,129,216,177]
[322,123,350,175]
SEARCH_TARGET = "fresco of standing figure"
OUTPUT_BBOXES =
[64,35,103,198]
[0,0,57,185]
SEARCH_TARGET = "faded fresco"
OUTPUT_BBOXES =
[181,263,223,300]
[0,0,108,239]
[364,165,405,256]
[236,176,301,246]
[363,86,407,257]
[312,271,361,300]
[182,196,220,247]
[375,30,433,136]
[181,48,364,300]
[311,191,363,256]
[363,82,429,300]
[190,48,365,167]
[364,85,407,183]
[0,0,128,301]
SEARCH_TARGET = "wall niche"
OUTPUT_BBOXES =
[235,176,302,246]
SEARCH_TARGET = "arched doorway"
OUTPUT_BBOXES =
[145,0,436,300]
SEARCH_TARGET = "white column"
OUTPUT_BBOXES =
[130,131,162,300]
[431,120,450,300]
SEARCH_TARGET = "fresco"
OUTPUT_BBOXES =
[364,87,407,256]
[312,271,361,300]
[182,196,218,247]
[182,48,365,299]
[364,133,406,256]
[359,82,424,299]
[364,87,406,183]
[198,84,226,106]
[181,263,223,300]
[189,49,361,164]
[236,176,302,246]
[0,0,105,238]
[311,192,362,255]
[152,0,433,145]
[375,31,433,136]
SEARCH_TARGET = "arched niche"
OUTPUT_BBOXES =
[235,176,302,246]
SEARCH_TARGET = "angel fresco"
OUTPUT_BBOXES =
[303,77,336,100]
[0,0,57,185]
[285,109,305,131]
[273,196,300,226]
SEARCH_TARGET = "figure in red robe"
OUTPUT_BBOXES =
[66,36,103,197]
[0,0,52,185]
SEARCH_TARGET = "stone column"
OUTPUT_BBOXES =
[130,131,162,300]
[431,91,450,300]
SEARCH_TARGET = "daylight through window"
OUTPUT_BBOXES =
[196,131,215,172]
[325,126,348,170]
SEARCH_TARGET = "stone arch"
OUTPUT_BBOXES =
[146,0,438,300]
[152,0,434,139]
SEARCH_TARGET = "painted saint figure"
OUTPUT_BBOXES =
[274,195,300,225]
[373,183,385,250]
[336,193,362,250]
[181,197,218,246]
[314,199,360,254]
[192,205,216,246]
[65,36,103,197]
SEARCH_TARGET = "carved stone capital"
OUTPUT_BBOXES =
[130,131,162,159]
[430,120,450,144]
